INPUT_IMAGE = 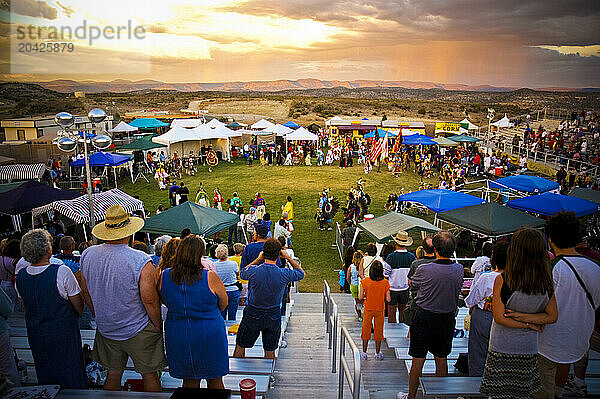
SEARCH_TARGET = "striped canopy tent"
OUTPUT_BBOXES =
[32,188,144,224]
[0,163,47,182]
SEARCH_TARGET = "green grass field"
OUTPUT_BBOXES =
[119,160,428,292]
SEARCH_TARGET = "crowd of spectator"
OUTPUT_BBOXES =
[0,200,305,392]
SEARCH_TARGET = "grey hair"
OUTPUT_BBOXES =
[154,235,172,256]
[21,229,52,264]
[215,244,229,260]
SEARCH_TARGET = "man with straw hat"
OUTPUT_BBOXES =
[79,205,166,392]
[384,231,416,323]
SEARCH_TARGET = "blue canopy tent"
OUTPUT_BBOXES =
[77,131,97,139]
[397,189,485,214]
[363,128,397,139]
[71,151,132,188]
[403,134,436,145]
[128,118,169,130]
[0,180,80,215]
[283,121,300,129]
[488,175,559,194]
[507,192,600,218]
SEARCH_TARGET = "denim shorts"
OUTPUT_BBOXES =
[235,306,281,351]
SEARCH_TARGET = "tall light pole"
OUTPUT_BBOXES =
[55,109,112,233]
[487,108,495,154]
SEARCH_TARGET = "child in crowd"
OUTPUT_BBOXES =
[348,250,364,320]
[359,260,391,361]
[338,268,346,293]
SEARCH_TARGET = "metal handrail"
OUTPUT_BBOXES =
[338,326,362,399]
[323,280,339,373]
[323,280,331,325]
[329,298,338,373]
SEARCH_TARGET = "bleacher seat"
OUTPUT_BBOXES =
[387,337,468,349]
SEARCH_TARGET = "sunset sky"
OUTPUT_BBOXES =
[0,0,599,87]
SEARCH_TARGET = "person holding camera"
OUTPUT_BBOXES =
[233,238,305,359]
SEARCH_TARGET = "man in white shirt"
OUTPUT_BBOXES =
[520,154,527,170]
[534,212,600,399]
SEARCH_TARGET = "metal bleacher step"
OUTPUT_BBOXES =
[405,360,464,376]
[57,390,261,399]
[386,337,468,349]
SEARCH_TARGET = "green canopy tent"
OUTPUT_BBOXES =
[569,187,600,205]
[117,134,165,152]
[141,201,239,237]
[437,202,544,237]
[448,134,482,143]
[433,137,459,147]
[357,211,439,243]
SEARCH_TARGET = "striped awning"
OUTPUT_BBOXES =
[0,163,47,182]
[32,188,144,223]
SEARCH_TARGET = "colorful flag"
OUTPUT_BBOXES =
[370,137,384,163]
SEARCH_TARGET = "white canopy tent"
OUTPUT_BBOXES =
[170,118,203,128]
[206,118,226,128]
[263,124,293,137]
[285,127,319,141]
[492,114,512,128]
[153,124,239,160]
[251,119,276,130]
[109,121,138,134]
[460,118,479,130]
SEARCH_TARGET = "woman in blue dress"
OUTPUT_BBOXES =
[15,229,87,389]
[160,234,229,389]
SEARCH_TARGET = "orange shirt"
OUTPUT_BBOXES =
[362,277,390,312]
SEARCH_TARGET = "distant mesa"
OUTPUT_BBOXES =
[1,78,596,94]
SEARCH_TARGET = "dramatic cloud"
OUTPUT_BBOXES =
[0,0,598,87]
[11,0,58,20]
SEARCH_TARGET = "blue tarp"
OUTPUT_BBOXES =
[397,189,486,213]
[283,121,300,129]
[403,134,436,145]
[128,118,169,129]
[507,192,600,217]
[363,128,397,139]
[71,151,131,167]
[489,175,559,193]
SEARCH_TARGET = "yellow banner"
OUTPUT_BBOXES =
[435,122,461,132]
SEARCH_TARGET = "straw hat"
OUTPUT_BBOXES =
[392,230,413,247]
[92,205,144,241]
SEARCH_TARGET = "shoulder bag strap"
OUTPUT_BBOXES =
[562,257,596,310]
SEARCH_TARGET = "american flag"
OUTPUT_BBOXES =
[370,136,388,163]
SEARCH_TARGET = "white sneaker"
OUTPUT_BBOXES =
[396,392,409,399]
[360,352,368,360]
[375,352,384,361]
